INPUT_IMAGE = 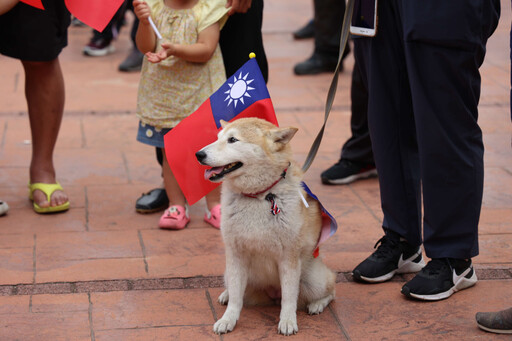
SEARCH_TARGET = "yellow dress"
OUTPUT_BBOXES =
[136,0,229,129]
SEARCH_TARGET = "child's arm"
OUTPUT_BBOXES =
[146,22,220,64]
[133,0,157,53]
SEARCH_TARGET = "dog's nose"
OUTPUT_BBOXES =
[195,150,206,163]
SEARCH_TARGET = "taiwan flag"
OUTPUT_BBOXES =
[164,57,278,205]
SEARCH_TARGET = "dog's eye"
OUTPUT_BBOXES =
[227,137,238,144]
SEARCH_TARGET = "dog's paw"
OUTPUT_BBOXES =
[213,318,236,334]
[307,295,334,315]
[218,290,229,305]
[278,318,298,336]
[307,301,326,315]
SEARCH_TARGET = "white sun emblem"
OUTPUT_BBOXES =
[224,72,255,108]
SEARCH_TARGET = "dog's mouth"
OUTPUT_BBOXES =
[204,162,243,181]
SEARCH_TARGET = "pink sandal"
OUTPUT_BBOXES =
[159,205,190,229]
[204,204,221,229]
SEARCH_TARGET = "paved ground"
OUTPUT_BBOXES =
[1,1,512,340]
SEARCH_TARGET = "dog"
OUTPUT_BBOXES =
[195,117,336,336]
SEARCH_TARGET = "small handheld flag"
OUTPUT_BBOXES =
[164,57,278,205]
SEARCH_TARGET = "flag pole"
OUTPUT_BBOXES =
[148,17,162,40]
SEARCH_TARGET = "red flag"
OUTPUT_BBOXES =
[64,0,124,32]
[164,58,278,205]
[20,0,44,9]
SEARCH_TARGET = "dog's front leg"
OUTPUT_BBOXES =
[213,251,247,334]
[278,258,301,335]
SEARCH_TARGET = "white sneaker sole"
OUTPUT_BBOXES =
[357,250,425,283]
[407,270,478,301]
[83,45,115,57]
[324,168,377,185]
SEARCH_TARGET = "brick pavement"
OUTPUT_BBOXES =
[0,1,511,339]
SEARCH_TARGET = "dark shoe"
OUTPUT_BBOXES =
[321,159,377,185]
[476,307,512,334]
[401,258,477,301]
[135,188,169,214]
[293,53,339,75]
[353,230,425,283]
[293,19,314,40]
[83,38,114,57]
[119,48,144,72]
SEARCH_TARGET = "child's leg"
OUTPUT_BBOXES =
[161,148,186,207]
[205,186,221,210]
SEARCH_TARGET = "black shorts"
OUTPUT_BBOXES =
[0,0,70,61]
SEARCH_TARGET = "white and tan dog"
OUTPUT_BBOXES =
[196,118,336,336]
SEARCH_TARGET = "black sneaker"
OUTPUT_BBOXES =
[352,230,425,283]
[83,38,115,57]
[401,258,477,301]
[119,48,144,72]
[321,159,377,185]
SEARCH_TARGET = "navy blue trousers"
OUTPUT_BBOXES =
[357,0,500,259]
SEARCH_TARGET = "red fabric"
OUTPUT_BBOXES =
[164,98,277,205]
[20,0,44,10]
[64,0,124,32]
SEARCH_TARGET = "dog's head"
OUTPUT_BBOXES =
[196,118,298,183]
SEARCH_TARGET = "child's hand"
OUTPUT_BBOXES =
[226,0,252,16]
[145,43,176,63]
[133,0,151,25]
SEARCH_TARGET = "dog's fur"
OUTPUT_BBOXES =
[196,118,336,336]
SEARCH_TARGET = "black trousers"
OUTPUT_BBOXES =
[357,0,500,259]
[339,46,373,165]
[220,0,268,82]
[314,0,350,59]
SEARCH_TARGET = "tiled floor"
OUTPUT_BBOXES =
[1,0,512,340]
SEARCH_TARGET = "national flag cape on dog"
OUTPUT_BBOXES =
[20,0,124,32]
[164,57,279,205]
[301,183,338,258]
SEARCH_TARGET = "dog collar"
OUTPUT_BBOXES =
[242,167,288,199]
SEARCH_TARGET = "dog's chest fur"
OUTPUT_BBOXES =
[221,183,304,256]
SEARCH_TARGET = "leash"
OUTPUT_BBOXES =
[301,0,355,172]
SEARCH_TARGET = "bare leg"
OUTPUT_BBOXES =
[205,186,220,210]
[161,148,186,207]
[22,58,68,208]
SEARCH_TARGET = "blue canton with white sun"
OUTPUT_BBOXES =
[210,58,270,129]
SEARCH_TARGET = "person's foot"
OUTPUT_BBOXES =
[0,200,8,216]
[159,205,190,229]
[476,307,512,334]
[30,171,68,210]
[352,229,425,283]
[83,38,115,57]
[293,19,314,39]
[321,159,377,185]
[119,48,144,72]
[401,258,477,301]
[293,53,339,75]
[136,188,169,214]
[204,204,221,229]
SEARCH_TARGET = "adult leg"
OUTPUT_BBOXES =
[23,58,68,208]
[220,0,268,82]
[294,0,350,75]
[361,1,422,245]
[321,51,376,185]
[401,0,500,259]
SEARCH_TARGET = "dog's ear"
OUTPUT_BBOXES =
[272,127,298,147]
[220,120,228,128]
